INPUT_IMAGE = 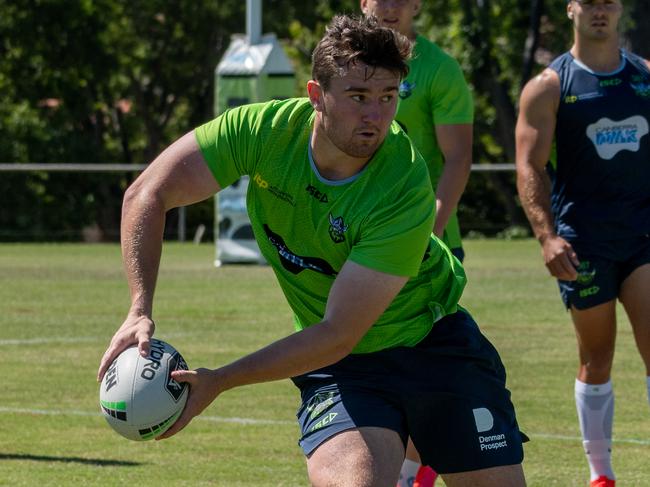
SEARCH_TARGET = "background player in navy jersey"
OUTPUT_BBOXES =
[516,1,650,486]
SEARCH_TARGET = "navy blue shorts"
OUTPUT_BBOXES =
[451,246,465,263]
[558,235,650,310]
[291,311,525,474]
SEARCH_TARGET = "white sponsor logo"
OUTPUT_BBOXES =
[586,116,649,160]
[473,407,509,451]
[479,434,508,451]
[473,407,494,433]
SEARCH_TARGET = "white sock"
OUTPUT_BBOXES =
[575,379,615,481]
[397,458,420,487]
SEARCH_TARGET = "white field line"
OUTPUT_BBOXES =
[0,337,99,346]
[2,406,649,445]
[0,332,190,346]
[0,407,293,426]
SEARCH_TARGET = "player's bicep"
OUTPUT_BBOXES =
[516,71,559,172]
[129,131,220,212]
[323,261,408,346]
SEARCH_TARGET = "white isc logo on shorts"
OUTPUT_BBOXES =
[586,115,649,160]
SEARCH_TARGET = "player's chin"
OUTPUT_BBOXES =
[344,141,380,159]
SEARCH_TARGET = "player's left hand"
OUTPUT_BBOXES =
[156,367,220,440]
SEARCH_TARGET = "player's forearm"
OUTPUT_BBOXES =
[516,164,556,244]
[211,321,356,393]
[121,184,166,317]
[433,155,471,236]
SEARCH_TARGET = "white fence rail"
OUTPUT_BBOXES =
[0,163,516,242]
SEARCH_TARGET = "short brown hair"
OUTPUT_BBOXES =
[312,15,411,90]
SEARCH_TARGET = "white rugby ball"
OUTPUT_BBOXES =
[99,338,189,441]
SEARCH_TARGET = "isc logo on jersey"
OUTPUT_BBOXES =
[586,116,649,160]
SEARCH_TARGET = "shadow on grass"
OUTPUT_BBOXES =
[0,453,141,467]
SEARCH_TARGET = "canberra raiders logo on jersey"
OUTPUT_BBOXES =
[328,213,348,244]
[399,80,416,99]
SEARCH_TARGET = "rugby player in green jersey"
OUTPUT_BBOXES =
[98,15,524,487]
[361,0,473,263]
[359,2,474,485]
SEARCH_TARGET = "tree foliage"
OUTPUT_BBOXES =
[1,0,648,240]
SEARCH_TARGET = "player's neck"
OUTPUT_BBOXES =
[310,127,371,181]
[571,38,621,73]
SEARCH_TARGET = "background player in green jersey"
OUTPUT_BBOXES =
[359,2,474,485]
[361,0,474,264]
[98,15,524,486]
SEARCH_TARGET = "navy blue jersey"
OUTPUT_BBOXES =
[549,50,650,244]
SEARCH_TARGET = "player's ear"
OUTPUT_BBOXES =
[360,0,369,15]
[307,80,324,112]
[413,0,421,16]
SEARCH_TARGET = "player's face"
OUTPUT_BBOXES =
[568,0,622,40]
[360,0,421,38]
[309,63,400,160]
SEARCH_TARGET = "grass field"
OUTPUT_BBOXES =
[1,240,648,486]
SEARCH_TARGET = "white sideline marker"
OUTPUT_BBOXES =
[1,406,649,445]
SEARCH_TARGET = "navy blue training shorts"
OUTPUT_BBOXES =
[291,310,526,474]
[558,235,650,310]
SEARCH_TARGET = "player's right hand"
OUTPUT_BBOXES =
[97,314,155,382]
[540,234,579,281]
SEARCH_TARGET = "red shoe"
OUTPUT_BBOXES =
[590,476,615,487]
[413,465,438,487]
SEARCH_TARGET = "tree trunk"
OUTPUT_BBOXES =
[459,0,528,228]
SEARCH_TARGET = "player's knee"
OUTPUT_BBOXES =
[307,457,395,487]
[580,355,614,381]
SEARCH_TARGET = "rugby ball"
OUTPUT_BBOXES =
[99,338,189,441]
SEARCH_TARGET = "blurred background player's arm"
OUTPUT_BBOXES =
[432,123,472,238]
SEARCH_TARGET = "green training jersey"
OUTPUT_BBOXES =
[196,98,466,353]
[396,35,474,249]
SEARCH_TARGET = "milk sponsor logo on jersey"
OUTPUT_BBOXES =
[586,116,649,160]
[399,80,416,100]
[473,407,508,452]
[328,214,348,244]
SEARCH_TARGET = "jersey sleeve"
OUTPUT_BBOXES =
[194,104,263,188]
[430,55,474,125]
[349,165,435,277]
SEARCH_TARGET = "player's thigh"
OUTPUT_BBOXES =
[441,464,526,487]
[619,263,650,367]
[570,300,617,363]
[306,426,404,487]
